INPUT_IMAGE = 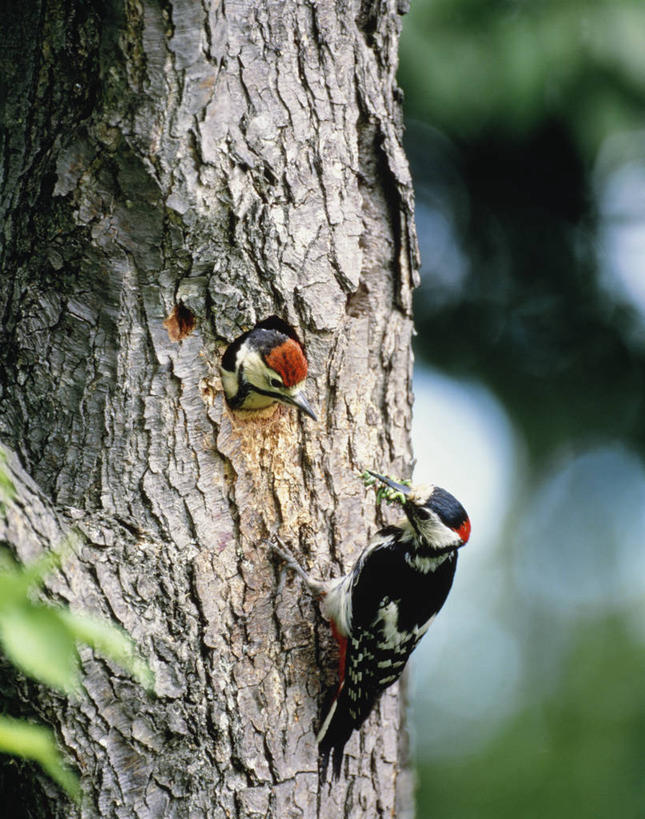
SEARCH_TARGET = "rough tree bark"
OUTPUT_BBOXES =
[0,0,419,816]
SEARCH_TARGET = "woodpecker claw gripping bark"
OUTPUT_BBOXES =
[220,315,317,420]
[271,469,471,779]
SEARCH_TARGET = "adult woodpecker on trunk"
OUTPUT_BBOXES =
[272,470,471,778]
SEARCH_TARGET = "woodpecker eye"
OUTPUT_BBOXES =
[270,377,283,388]
[415,508,432,520]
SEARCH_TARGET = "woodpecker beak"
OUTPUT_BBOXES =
[288,391,317,421]
[366,470,411,497]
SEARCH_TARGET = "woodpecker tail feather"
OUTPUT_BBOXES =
[317,689,354,779]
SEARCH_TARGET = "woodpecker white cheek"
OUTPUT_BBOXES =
[417,517,463,552]
[219,367,238,402]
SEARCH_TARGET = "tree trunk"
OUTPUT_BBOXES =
[0,0,418,816]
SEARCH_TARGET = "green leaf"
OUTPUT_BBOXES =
[60,611,154,692]
[0,536,78,611]
[20,532,80,590]
[0,604,80,693]
[0,716,80,801]
[0,449,16,511]
[0,547,20,573]
[0,566,28,611]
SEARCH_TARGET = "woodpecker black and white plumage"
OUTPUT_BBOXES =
[272,470,471,778]
[220,316,317,420]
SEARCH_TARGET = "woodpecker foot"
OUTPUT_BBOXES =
[270,536,326,597]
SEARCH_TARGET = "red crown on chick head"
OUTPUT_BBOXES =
[264,338,308,387]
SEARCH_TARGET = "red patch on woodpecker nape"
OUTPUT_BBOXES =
[456,517,471,544]
[264,338,308,387]
[330,620,348,684]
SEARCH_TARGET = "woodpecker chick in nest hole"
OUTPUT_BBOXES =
[272,470,471,778]
[220,316,316,420]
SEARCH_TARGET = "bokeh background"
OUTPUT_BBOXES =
[399,2,645,817]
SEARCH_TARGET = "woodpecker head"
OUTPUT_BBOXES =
[368,470,471,553]
[220,317,317,420]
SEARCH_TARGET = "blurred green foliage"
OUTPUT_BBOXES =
[399,1,645,816]
[0,717,80,802]
[400,0,645,462]
[0,454,153,801]
[416,617,645,819]
[400,0,645,156]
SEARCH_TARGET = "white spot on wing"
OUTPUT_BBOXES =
[377,601,401,646]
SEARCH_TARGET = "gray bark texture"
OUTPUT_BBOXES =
[0,0,419,816]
